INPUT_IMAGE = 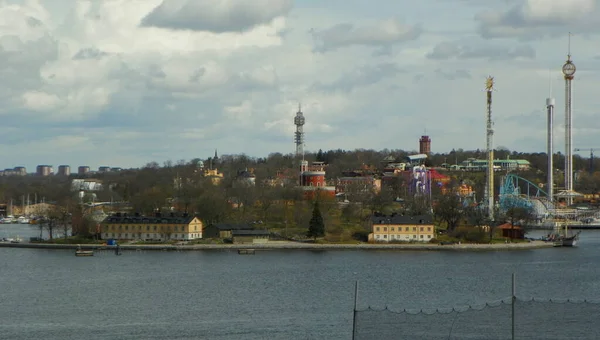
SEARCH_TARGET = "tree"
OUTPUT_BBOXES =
[307,201,325,240]
[434,193,463,233]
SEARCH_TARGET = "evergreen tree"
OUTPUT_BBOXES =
[316,149,325,162]
[307,201,325,240]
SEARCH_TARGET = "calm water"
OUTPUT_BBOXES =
[1,225,600,339]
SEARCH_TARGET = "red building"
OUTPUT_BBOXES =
[299,161,335,199]
[419,135,431,155]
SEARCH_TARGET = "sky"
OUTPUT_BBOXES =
[1,0,599,171]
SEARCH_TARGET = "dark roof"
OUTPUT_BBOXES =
[102,213,197,224]
[371,214,433,225]
[231,229,270,236]
[210,223,253,231]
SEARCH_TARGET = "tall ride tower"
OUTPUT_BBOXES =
[562,34,576,205]
[294,104,305,157]
[485,76,495,220]
[546,95,555,202]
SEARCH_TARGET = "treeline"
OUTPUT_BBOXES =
[0,148,599,230]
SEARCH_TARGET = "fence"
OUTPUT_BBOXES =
[352,276,600,339]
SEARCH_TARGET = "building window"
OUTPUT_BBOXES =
[413,227,416,231]
[413,235,416,238]
[405,227,409,231]
[391,227,395,231]
[376,227,380,232]
[420,227,423,232]
[383,227,387,231]
[146,226,150,231]
[427,227,431,232]
[384,235,387,238]
[420,235,423,239]
[154,226,157,231]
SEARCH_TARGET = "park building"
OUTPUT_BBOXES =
[100,212,203,242]
[369,214,435,243]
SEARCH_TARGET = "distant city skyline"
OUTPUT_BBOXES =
[1,0,599,170]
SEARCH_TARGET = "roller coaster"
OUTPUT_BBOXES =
[499,174,554,218]
[499,174,600,221]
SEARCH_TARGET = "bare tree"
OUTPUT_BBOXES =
[434,193,464,233]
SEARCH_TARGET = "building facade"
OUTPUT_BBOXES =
[57,165,71,176]
[419,135,431,155]
[369,214,435,242]
[299,160,336,199]
[78,166,90,175]
[36,165,53,176]
[101,213,203,241]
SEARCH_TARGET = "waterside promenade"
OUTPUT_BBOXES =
[0,240,553,251]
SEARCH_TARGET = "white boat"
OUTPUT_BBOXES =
[1,215,15,224]
[75,245,94,257]
[17,216,30,224]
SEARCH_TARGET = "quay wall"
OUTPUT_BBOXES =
[0,241,554,252]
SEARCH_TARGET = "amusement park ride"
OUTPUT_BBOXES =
[496,34,595,237]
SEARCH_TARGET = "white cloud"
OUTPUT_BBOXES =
[311,19,422,52]
[476,0,600,39]
[0,0,600,171]
[141,0,293,33]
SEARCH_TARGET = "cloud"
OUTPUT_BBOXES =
[311,19,422,52]
[476,0,600,39]
[72,47,110,60]
[427,42,536,60]
[141,0,293,33]
[1,0,600,171]
[311,63,402,92]
[434,69,472,80]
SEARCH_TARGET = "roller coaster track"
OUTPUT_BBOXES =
[500,174,600,221]
[499,174,553,217]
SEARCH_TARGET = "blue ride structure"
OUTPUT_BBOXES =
[499,174,554,218]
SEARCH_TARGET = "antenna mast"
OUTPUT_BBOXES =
[294,103,305,158]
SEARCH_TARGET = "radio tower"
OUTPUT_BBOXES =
[294,104,305,157]
[485,76,495,220]
[562,33,576,205]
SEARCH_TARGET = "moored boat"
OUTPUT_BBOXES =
[75,245,94,257]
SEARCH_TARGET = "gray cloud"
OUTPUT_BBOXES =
[141,0,293,33]
[311,19,422,53]
[311,63,402,92]
[434,69,471,80]
[427,42,536,61]
[475,0,600,39]
[72,48,109,60]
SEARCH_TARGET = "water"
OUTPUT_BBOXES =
[1,229,600,339]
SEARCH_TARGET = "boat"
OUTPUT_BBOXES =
[1,215,15,224]
[75,245,94,257]
[546,220,580,247]
[17,216,30,224]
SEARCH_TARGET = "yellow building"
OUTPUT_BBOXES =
[203,168,223,185]
[369,214,435,242]
[101,213,203,241]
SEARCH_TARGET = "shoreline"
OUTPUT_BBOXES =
[0,240,554,252]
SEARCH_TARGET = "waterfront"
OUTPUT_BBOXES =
[1,228,600,339]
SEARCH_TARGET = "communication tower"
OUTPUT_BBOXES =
[562,33,576,205]
[294,104,305,157]
[485,76,495,220]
